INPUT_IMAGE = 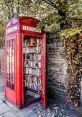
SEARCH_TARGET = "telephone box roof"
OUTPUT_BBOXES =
[6,16,40,28]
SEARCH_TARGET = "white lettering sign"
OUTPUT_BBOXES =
[23,26,41,33]
[6,26,18,34]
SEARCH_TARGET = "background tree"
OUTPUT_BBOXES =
[0,0,82,36]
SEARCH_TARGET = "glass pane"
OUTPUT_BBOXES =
[6,39,15,90]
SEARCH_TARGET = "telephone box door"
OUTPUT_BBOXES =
[5,37,16,103]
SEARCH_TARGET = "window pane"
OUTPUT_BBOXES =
[6,39,15,90]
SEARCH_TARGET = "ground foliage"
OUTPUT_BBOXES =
[64,34,82,107]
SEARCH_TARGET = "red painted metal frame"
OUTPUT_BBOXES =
[5,36,16,104]
[5,16,46,108]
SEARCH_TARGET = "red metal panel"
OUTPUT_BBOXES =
[41,34,46,108]
[21,34,24,105]
[5,88,16,103]
[4,39,7,97]
[16,33,22,107]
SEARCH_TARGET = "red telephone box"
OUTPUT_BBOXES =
[5,17,46,108]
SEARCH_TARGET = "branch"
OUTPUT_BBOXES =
[4,0,14,18]
[42,0,59,10]
[16,0,20,16]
